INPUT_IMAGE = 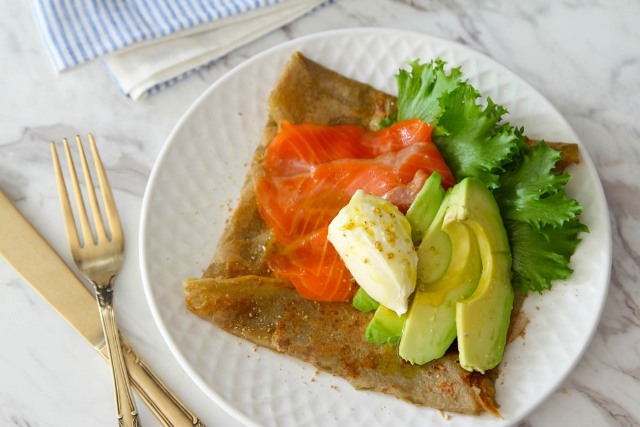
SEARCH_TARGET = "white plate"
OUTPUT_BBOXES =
[140,28,611,427]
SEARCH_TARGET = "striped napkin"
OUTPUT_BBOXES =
[31,0,326,99]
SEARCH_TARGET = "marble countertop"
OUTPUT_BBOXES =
[1,1,639,426]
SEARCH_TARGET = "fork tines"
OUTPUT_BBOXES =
[50,134,122,250]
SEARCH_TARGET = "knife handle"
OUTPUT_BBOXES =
[98,336,206,427]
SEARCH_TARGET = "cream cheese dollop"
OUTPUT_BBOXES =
[327,190,417,315]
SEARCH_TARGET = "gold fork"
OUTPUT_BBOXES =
[51,134,140,427]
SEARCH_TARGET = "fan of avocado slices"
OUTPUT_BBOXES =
[389,58,588,295]
[347,59,589,372]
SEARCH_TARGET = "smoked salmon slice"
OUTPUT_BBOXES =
[256,118,454,301]
[263,121,368,177]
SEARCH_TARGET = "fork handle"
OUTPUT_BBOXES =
[112,336,206,427]
[96,284,141,427]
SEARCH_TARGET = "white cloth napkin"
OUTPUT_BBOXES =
[30,0,327,100]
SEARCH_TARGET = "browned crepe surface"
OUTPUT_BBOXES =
[184,52,554,416]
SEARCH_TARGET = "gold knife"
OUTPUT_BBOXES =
[0,188,205,427]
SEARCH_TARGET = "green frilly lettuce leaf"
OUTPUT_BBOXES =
[390,59,587,294]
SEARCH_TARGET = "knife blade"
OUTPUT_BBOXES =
[0,188,205,427]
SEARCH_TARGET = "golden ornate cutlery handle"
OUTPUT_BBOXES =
[95,280,141,427]
[0,186,206,427]
[115,337,206,427]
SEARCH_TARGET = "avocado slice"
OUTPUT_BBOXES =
[405,171,445,245]
[444,177,514,373]
[365,305,406,345]
[398,220,482,364]
[416,192,452,285]
[352,287,379,313]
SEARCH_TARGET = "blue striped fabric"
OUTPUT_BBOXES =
[31,0,286,72]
